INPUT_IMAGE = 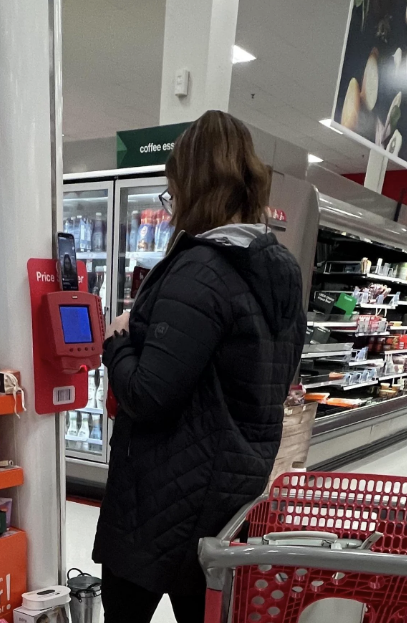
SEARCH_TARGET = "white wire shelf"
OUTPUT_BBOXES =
[301,351,353,360]
[302,379,345,390]
[342,381,378,391]
[379,373,407,381]
[77,251,107,260]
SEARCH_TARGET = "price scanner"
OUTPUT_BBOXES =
[42,290,105,374]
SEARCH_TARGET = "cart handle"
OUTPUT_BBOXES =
[216,495,267,542]
[199,537,407,590]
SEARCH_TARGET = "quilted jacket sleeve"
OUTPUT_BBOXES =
[103,259,232,425]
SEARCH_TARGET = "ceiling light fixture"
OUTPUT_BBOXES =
[233,45,256,64]
[308,154,323,163]
[319,119,343,135]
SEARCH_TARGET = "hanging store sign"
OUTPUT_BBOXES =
[117,122,191,168]
[332,0,407,168]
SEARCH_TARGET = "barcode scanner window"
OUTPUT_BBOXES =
[59,306,93,344]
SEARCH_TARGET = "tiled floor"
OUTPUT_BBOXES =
[66,501,176,622]
[66,441,407,622]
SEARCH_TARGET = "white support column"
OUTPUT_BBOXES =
[160,0,239,125]
[0,0,62,589]
[364,149,388,194]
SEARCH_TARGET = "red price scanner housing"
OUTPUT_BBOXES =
[42,290,104,374]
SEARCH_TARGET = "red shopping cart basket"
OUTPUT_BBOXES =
[199,472,407,623]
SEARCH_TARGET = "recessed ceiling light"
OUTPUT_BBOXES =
[233,45,256,64]
[319,119,343,135]
[308,154,323,163]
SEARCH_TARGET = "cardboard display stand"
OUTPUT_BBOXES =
[27,259,89,414]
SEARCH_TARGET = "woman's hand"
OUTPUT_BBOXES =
[105,312,130,340]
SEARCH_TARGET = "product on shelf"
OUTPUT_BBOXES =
[89,413,102,453]
[63,217,74,238]
[0,498,12,528]
[87,375,95,409]
[131,266,150,298]
[92,212,104,252]
[66,412,78,449]
[86,217,93,252]
[137,209,155,251]
[78,413,90,452]
[96,377,104,410]
[155,209,173,251]
[129,211,139,252]
[73,215,82,250]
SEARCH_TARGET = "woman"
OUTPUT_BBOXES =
[93,111,306,622]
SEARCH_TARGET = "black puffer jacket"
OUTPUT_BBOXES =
[93,226,306,595]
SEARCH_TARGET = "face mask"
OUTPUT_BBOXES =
[1,372,26,417]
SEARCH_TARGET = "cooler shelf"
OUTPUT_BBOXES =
[0,466,24,490]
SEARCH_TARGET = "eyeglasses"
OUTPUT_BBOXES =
[158,188,173,215]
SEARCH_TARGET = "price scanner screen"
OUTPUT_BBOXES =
[60,306,93,344]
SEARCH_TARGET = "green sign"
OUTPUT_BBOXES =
[117,122,191,168]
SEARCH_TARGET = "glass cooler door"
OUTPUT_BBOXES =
[62,181,114,462]
[113,177,170,318]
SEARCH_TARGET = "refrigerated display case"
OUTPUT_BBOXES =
[112,177,169,318]
[305,195,407,471]
[62,181,113,464]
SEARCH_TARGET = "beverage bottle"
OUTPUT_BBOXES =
[129,211,139,252]
[64,218,74,236]
[66,412,79,449]
[77,412,90,452]
[92,212,104,252]
[89,413,102,453]
[96,376,104,410]
[86,218,93,252]
[99,270,107,312]
[73,216,82,251]
[137,210,154,251]
[87,375,96,409]
[124,272,132,301]
[155,210,172,252]
[79,216,87,252]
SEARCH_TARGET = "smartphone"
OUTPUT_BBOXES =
[57,232,79,291]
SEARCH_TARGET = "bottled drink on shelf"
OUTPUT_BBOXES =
[137,209,155,251]
[86,218,93,252]
[92,212,104,252]
[89,413,102,453]
[99,271,107,311]
[124,272,132,301]
[73,215,82,251]
[66,412,79,449]
[87,375,96,409]
[155,209,173,252]
[96,377,104,411]
[64,218,74,237]
[79,216,87,252]
[77,412,90,452]
[129,211,139,252]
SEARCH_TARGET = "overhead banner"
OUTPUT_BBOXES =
[333,0,407,167]
[117,122,190,168]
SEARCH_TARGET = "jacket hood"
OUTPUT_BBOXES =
[195,223,304,335]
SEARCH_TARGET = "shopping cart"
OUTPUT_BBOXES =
[199,472,407,623]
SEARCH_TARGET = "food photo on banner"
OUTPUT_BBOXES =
[333,0,407,167]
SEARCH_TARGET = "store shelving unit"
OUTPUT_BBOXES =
[63,182,113,464]
[303,220,407,431]
[0,393,23,416]
[0,466,24,490]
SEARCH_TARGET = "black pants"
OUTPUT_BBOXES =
[102,565,206,623]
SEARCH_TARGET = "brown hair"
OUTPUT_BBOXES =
[165,110,269,238]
